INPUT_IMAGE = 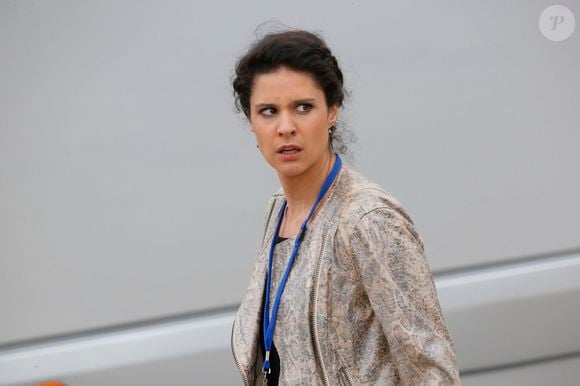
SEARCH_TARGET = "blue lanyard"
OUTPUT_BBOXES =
[262,153,342,376]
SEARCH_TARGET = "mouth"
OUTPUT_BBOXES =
[277,145,302,154]
[276,144,303,160]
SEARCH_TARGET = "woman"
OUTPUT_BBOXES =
[230,29,461,385]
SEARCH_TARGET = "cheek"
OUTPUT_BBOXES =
[314,120,330,143]
[251,126,272,146]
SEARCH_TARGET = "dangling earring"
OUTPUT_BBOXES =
[329,121,336,135]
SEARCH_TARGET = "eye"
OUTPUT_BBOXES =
[297,103,312,113]
[259,107,276,116]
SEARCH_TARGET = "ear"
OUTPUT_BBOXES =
[327,103,339,125]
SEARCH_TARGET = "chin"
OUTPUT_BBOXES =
[273,162,307,178]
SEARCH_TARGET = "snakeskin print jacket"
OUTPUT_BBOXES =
[231,162,461,385]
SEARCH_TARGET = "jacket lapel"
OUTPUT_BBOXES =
[232,195,284,383]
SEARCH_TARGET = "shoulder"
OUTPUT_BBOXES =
[262,163,422,248]
[336,164,419,239]
[262,186,284,217]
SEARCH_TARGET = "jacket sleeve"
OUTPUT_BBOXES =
[349,206,461,385]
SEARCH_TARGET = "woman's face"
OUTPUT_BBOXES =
[249,66,338,179]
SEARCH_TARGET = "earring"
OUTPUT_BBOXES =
[329,121,336,135]
[256,144,259,148]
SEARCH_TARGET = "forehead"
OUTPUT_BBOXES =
[250,66,324,104]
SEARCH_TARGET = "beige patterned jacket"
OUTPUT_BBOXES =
[231,162,461,385]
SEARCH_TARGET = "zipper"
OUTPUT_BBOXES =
[341,366,355,386]
[231,198,277,386]
[231,316,249,386]
[310,225,331,386]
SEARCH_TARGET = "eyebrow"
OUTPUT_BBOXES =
[254,98,317,108]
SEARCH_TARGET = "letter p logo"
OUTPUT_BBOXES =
[539,5,575,42]
[550,15,565,31]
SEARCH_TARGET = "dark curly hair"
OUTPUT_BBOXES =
[232,27,353,156]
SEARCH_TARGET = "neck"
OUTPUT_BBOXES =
[277,150,336,218]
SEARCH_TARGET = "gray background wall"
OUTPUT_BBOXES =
[0,1,578,385]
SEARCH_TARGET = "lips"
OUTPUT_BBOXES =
[277,144,302,153]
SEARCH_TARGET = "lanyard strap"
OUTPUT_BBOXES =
[262,153,342,375]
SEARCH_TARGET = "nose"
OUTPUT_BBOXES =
[277,113,297,137]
